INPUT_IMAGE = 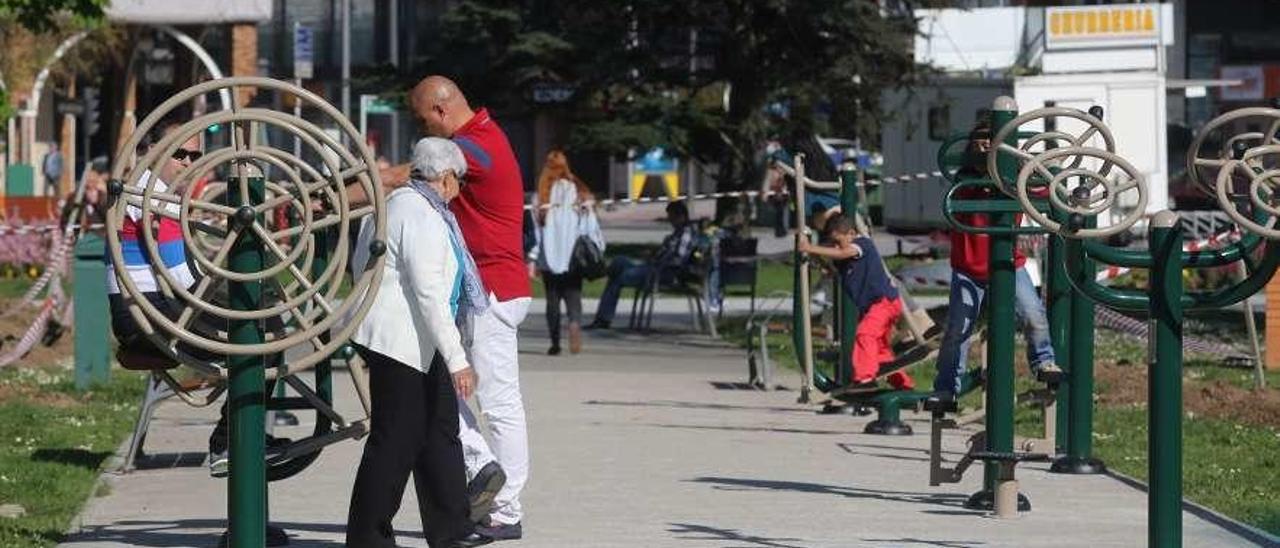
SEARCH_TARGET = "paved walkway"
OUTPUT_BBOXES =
[61,317,1269,547]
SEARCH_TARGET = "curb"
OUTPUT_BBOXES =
[61,432,135,539]
[1104,468,1280,547]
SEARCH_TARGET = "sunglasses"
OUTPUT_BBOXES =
[171,149,204,162]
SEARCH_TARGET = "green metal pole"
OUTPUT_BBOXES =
[73,233,110,390]
[969,98,1018,508]
[838,163,859,387]
[227,177,266,547]
[793,235,811,402]
[1053,216,1105,474]
[1149,210,1183,548]
[1046,216,1072,453]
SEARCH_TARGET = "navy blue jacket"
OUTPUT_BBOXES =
[834,236,898,314]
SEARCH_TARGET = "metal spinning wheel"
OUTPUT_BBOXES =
[1187,106,1280,197]
[1013,147,1148,239]
[987,104,1117,198]
[1215,143,1280,240]
[106,77,386,380]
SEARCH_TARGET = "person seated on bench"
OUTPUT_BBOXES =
[586,200,700,330]
[929,120,1061,404]
[106,120,282,477]
[799,215,914,391]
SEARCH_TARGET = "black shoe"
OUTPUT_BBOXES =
[452,531,494,547]
[584,319,611,330]
[475,521,522,541]
[467,462,507,523]
[547,345,561,356]
[1034,362,1066,385]
[923,391,958,413]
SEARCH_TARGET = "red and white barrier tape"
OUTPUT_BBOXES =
[522,168,949,211]
[0,296,59,369]
[1094,229,1243,282]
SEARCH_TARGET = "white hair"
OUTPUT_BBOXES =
[410,137,467,182]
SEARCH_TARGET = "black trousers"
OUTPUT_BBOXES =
[542,271,583,344]
[346,347,470,548]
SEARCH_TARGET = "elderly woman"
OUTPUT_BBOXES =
[346,137,493,548]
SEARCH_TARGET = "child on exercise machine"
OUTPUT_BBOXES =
[799,215,914,391]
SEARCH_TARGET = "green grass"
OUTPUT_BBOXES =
[0,366,146,548]
[0,279,39,300]
[1092,406,1280,535]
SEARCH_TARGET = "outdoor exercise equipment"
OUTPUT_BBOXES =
[784,155,943,434]
[933,98,1127,516]
[1012,101,1280,546]
[105,77,386,547]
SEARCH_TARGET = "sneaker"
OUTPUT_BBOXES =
[474,520,522,541]
[547,345,561,356]
[923,391,958,413]
[467,462,507,523]
[926,390,956,403]
[1034,362,1065,385]
[208,436,292,478]
[567,323,583,354]
[208,449,229,477]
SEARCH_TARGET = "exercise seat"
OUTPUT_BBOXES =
[116,347,179,371]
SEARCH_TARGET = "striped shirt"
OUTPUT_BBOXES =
[106,170,196,294]
[655,222,698,267]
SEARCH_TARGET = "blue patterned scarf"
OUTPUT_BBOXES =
[408,180,489,317]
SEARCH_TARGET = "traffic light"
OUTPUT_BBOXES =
[84,87,100,137]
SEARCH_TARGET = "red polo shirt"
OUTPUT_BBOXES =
[450,108,531,300]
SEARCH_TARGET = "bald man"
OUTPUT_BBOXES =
[390,76,531,540]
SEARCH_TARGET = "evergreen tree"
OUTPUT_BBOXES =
[427,0,933,191]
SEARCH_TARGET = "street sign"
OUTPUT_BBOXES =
[293,23,314,80]
[362,94,397,114]
[531,82,576,104]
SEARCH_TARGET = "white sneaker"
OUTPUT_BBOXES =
[208,450,229,478]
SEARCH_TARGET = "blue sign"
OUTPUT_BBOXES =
[293,23,313,79]
[633,147,677,174]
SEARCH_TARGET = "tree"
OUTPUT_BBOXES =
[0,0,110,125]
[0,0,106,33]
[426,0,934,192]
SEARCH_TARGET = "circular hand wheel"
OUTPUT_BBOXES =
[1187,107,1280,197]
[1216,144,1280,240]
[106,77,387,379]
[1015,147,1148,239]
[937,132,972,184]
[987,107,1117,198]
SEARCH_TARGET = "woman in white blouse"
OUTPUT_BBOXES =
[346,138,493,548]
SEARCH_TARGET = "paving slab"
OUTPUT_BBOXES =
[60,322,1270,547]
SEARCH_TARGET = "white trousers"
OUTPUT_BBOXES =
[458,293,530,525]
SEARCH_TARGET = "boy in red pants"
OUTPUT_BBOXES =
[799,215,914,390]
